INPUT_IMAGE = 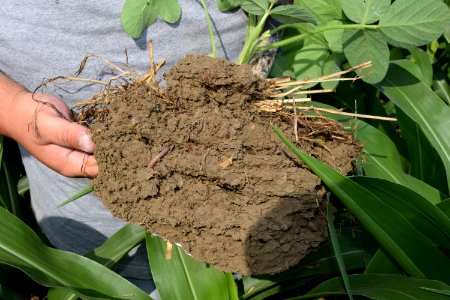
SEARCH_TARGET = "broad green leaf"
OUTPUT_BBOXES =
[121,0,152,39]
[0,207,151,300]
[146,233,234,300]
[340,0,390,24]
[57,184,93,207]
[326,201,353,299]
[296,274,450,300]
[343,29,389,84]
[48,224,146,300]
[379,0,450,48]
[292,43,328,87]
[352,177,450,249]
[320,54,340,90]
[323,20,343,53]
[241,0,269,15]
[377,60,450,192]
[156,0,181,23]
[272,125,450,283]
[216,0,242,12]
[296,0,342,24]
[270,5,316,25]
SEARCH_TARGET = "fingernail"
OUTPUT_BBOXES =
[79,134,94,153]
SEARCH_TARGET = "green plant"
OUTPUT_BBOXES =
[1,0,450,299]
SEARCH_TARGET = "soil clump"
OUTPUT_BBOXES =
[90,55,359,275]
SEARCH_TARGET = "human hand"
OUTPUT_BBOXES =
[6,91,98,177]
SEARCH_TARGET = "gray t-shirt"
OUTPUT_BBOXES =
[0,0,247,292]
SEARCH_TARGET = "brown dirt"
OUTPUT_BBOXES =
[90,55,360,275]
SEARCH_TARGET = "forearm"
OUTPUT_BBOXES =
[0,72,29,138]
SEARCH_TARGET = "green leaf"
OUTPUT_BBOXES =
[340,0,390,24]
[343,29,390,84]
[216,0,242,12]
[364,248,403,275]
[377,60,450,192]
[0,136,3,164]
[355,119,444,204]
[156,0,181,24]
[352,177,450,249]
[437,198,450,216]
[121,0,152,39]
[379,0,450,48]
[241,0,269,15]
[408,48,433,87]
[297,274,450,300]
[326,201,353,299]
[146,233,235,300]
[323,20,343,53]
[292,43,329,87]
[57,184,93,207]
[0,207,151,300]
[433,66,450,105]
[48,224,146,300]
[320,54,340,89]
[17,177,29,197]
[272,125,450,283]
[296,0,342,24]
[270,5,316,25]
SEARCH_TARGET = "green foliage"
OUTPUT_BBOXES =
[0,207,151,300]
[296,274,450,300]
[121,0,181,39]
[340,0,390,25]
[146,233,236,300]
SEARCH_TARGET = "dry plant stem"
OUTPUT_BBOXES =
[165,241,173,260]
[299,106,397,121]
[292,100,298,142]
[148,146,171,168]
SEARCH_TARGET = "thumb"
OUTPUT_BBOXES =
[39,115,95,153]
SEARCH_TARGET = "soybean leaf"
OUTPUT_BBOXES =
[292,43,329,87]
[216,0,242,12]
[352,177,450,249]
[156,0,181,24]
[146,233,234,300]
[121,0,154,39]
[296,0,342,24]
[48,224,146,300]
[241,0,269,16]
[270,5,316,25]
[343,29,389,84]
[377,60,450,192]
[379,0,450,48]
[296,274,450,300]
[0,207,151,300]
[321,54,340,89]
[340,0,390,24]
[323,20,343,53]
[272,125,450,283]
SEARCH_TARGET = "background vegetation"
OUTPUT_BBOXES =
[1,0,450,299]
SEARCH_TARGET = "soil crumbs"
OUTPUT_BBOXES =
[91,55,359,275]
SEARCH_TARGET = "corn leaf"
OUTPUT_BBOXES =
[377,60,450,192]
[146,233,235,300]
[0,207,150,300]
[272,125,450,283]
[295,274,450,300]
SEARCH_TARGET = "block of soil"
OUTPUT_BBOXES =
[89,55,359,275]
